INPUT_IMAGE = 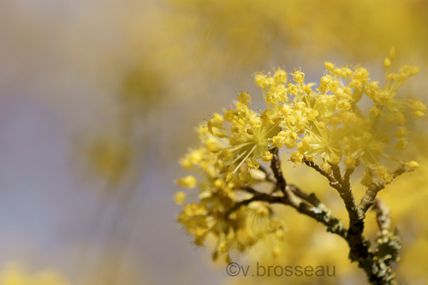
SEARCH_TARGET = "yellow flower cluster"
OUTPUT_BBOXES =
[176,60,425,260]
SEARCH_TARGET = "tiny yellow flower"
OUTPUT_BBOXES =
[384,57,392,68]
[204,137,221,152]
[273,68,287,83]
[177,175,197,189]
[174,191,187,205]
[262,150,273,161]
[408,99,427,117]
[405,160,419,171]
[292,70,305,84]
[324,61,335,71]
[254,73,271,89]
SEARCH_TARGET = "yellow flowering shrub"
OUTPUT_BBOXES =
[176,59,425,284]
[168,0,428,65]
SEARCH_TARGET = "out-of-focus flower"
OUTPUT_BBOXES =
[85,137,133,185]
[0,264,68,285]
[168,0,428,66]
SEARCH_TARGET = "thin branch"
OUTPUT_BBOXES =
[270,148,287,193]
[239,186,260,195]
[303,159,360,230]
[226,188,348,239]
[343,166,356,186]
[359,183,385,215]
[302,160,379,282]
[303,158,341,190]
[225,195,267,218]
[287,184,321,207]
[373,199,391,232]
[371,199,401,281]
[287,189,348,239]
[228,150,402,284]
[330,164,343,184]
[359,166,407,214]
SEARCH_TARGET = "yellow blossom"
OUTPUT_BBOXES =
[292,70,304,84]
[177,175,197,188]
[0,264,68,285]
[405,160,419,171]
[174,191,187,205]
[261,150,273,161]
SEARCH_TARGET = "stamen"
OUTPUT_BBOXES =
[232,145,257,174]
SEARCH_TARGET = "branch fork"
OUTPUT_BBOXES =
[227,148,401,285]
